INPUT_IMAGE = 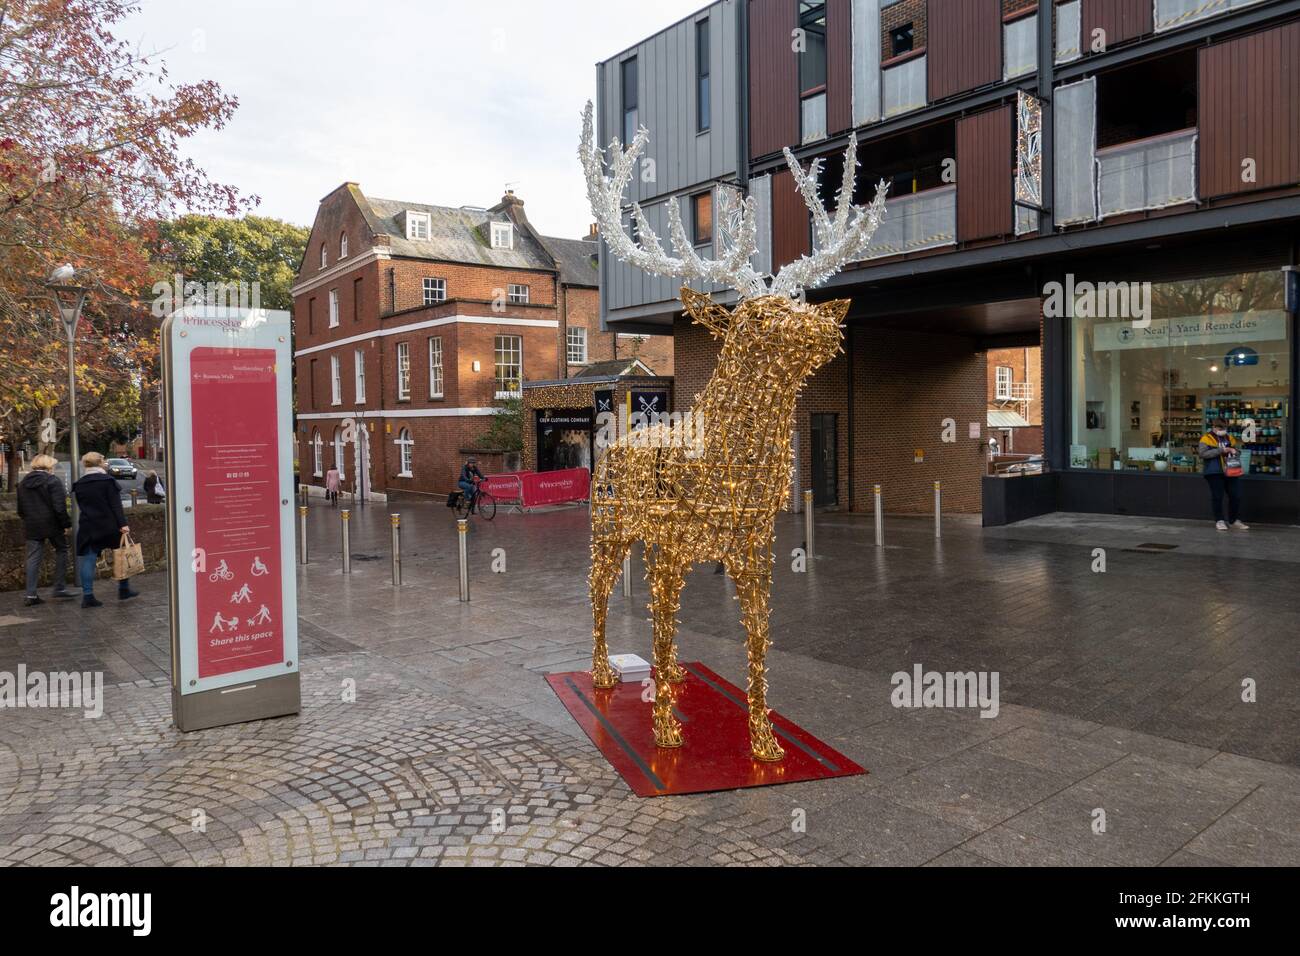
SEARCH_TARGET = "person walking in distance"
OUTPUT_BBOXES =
[72,452,138,607]
[16,454,73,606]
[1199,417,1249,532]
[325,464,341,506]
[143,470,166,504]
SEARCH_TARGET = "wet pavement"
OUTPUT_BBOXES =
[1,499,1297,866]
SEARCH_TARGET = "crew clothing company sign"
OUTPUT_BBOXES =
[165,309,299,697]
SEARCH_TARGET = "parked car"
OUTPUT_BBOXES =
[106,457,139,480]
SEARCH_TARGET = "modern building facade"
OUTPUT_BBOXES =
[290,184,671,501]
[597,0,1300,523]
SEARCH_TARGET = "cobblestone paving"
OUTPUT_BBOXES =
[1,502,1297,866]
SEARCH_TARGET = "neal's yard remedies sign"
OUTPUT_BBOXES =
[161,307,300,732]
[1092,311,1289,351]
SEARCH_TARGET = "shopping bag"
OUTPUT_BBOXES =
[1224,448,1244,478]
[113,532,145,580]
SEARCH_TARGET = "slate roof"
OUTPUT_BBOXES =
[572,358,658,378]
[362,195,554,271]
[543,236,600,288]
[357,189,598,287]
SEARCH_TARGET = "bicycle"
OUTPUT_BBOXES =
[452,485,496,521]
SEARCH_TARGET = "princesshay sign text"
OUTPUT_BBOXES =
[1092,311,1289,352]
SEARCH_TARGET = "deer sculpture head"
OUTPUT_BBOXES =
[680,287,850,393]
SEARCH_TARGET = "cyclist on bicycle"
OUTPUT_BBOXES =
[458,457,486,514]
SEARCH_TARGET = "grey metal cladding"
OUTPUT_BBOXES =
[597,0,739,203]
[595,0,741,324]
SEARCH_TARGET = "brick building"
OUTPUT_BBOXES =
[291,184,672,501]
[599,0,1300,523]
[986,347,1043,454]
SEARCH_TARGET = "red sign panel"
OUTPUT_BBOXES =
[523,468,590,507]
[190,347,285,678]
[481,469,591,508]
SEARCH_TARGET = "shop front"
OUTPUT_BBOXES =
[521,373,674,476]
[1055,268,1298,523]
[536,408,594,472]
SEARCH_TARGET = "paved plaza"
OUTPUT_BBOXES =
[1,501,1298,866]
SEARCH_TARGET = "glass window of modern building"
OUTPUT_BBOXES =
[1069,270,1290,477]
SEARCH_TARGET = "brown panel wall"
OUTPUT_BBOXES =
[928,0,1002,102]
[1081,0,1152,50]
[672,319,988,514]
[749,0,799,158]
[826,0,853,135]
[770,169,812,268]
[1198,22,1300,199]
[956,105,1014,241]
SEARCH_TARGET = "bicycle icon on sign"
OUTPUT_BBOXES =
[208,560,234,583]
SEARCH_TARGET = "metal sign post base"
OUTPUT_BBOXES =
[172,673,300,733]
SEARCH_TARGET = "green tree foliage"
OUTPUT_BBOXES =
[153,215,309,311]
[479,392,523,453]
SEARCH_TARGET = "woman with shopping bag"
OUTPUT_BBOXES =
[72,452,140,607]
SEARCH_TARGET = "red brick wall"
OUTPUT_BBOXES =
[381,258,556,315]
[673,314,988,515]
[882,0,928,62]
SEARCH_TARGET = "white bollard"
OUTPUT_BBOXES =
[803,489,814,560]
[299,506,309,565]
[340,509,351,573]
[874,484,883,548]
[457,518,470,602]
[390,514,401,586]
[934,481,942,539]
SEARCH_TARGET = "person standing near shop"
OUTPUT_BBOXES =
[16,454,73,606]
[72,452,138,607]
[1199,418,1249,532]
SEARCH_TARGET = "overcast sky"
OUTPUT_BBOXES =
[120,0,710,238]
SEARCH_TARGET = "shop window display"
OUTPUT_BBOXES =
[1070,270,1290,477]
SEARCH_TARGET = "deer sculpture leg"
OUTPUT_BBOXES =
[646,544,688,748]
[732,546,784,762]
[588,535,629,689]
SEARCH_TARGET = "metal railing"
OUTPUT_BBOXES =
[882,55,926,118]
[863,185,956,260]
[1096,128,1197,220]
[994,381,1035,403]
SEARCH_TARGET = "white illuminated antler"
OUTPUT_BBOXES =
[581,102,767,300]
[580,100,889,302]
[770,137,889,300]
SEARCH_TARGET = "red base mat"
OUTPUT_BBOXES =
[546,662,866,797]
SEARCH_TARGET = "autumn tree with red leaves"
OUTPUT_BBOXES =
[0,0,250,488]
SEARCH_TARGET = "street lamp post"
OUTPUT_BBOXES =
[46,265,90,580]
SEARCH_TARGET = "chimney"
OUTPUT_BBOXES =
[586,222,599,240]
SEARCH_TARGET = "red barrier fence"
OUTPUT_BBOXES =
[482,468,590,510]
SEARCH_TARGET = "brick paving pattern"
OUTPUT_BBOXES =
[1,502,1297,866]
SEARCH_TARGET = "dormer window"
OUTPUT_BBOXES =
[490,221,514,250]
[319,243,327,269]
[339,232,348,258]
[406,212,431,241]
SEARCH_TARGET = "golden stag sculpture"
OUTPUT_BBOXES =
[580,103,887,761]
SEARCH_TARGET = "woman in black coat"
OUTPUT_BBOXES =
[72,452,137,607]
